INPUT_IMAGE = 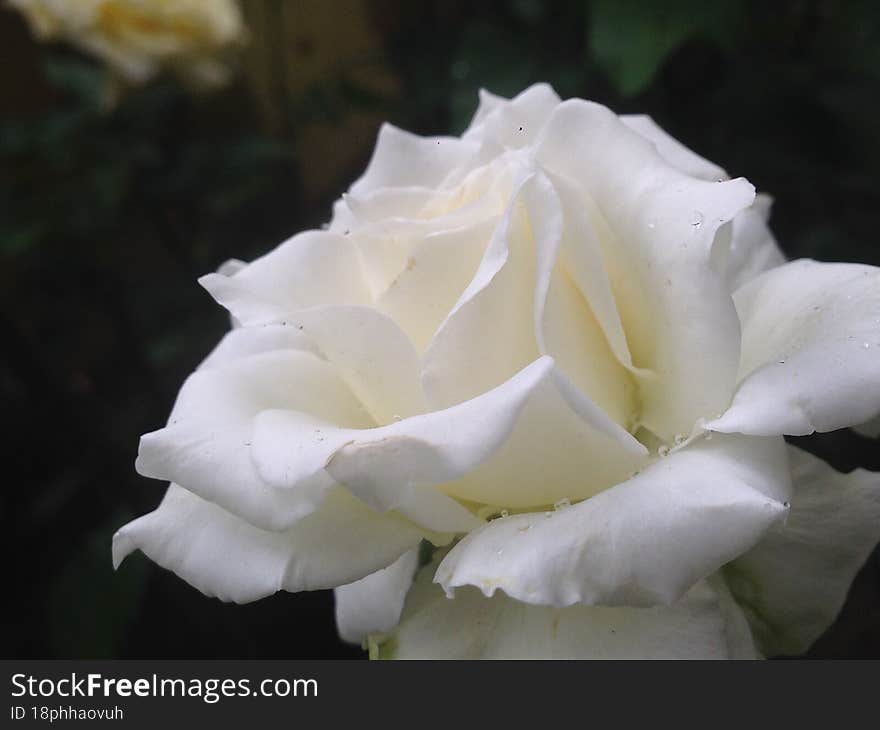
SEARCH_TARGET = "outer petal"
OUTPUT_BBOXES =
[372,554,757,659]
[348,123,479,196]
[854,414,880,439]
[137,338,372,531]
[112,485,425,603]
[250,358,556,531]
[139,308,461,534]
[436,433,790,607]
[707,260,880,436]
[197,322,319,370]
[620,114,727,182]
[723,193,786,292]
[621,117,784,295]
[334,549,418,644]
[198,231,371,326]
[461,83,561,151]
[463,88,508,131]
[535,100,755,440]
[724,445,880,656]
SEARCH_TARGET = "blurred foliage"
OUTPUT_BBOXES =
[49,511,148,659]
[2,0,880,659]
[588,0,746,96]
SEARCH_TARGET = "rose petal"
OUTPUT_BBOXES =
[348,123,479,197]
[853,414,880,438]
[373,553,756,659]
[724,445,880,656]
[419,172,646,506]
[141,305,469,531]
[292,305,427,424]
[251,357,556,531]
[423,173,639,437]
[375,216,498,351]
[463,88,508,131]
[199,230,371,326]
[112,485,426,603]
[421,174,542,409]
[137,336,372,531]
[333,156,515,299]
[197,322,319,370]
[707,259,880,436]
[723,193,786,292]
[545,170,636,372]
[461,83,561,151]
[621,114,727,181]
[535,99,755,440]
[434,372,646,508]
[436,433,790,607]
[334,549,419,644]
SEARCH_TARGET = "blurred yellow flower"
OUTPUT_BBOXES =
[9,0,246,87]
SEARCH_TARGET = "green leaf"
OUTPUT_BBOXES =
[589,0,744,96]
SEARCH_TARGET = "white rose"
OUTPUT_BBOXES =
[114,84,880,659]
[9,0,246,87]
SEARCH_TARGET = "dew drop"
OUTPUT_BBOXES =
[864,342,871,349]
[691,211,703,228]
[647,221,656,229]
[553,497,571,511]
[658,445,671,457]
[500,509,510,518]
[544,511,553,518]
[392,414,402,421]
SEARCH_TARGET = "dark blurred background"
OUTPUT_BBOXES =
[2,0,879,659]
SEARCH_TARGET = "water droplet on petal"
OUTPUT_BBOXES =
[553,497,571,511]
[658,445,670,457]
[500,509,510,518]
[691,211,703,228]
